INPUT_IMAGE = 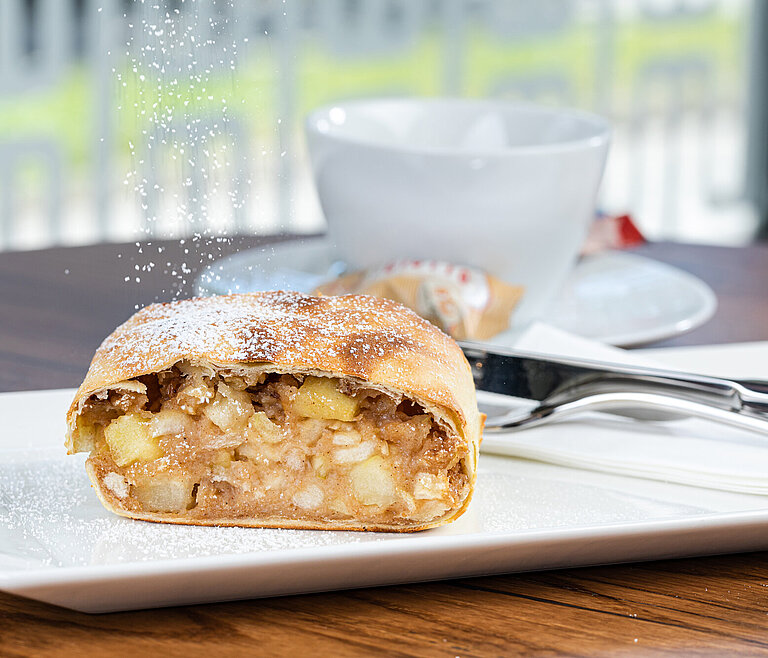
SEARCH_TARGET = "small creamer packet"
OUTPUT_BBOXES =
[316,260,524,340]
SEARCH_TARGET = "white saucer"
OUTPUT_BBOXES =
[541,250,717,346]
[196,239,716,347]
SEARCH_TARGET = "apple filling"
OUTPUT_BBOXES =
[72,363,471,527]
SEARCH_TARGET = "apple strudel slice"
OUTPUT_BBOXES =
[66,291,483,532]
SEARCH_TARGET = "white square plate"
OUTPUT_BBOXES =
[3,379,768,613]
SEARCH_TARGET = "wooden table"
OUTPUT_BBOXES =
[2,238,768,655]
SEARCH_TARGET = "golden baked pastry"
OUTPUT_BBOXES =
[66,292,483,532]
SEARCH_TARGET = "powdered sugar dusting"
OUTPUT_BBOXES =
[87,291,461,390]
[0,454,383,569]
[0,452,700,571]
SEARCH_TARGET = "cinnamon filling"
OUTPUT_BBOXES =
[73,362,471,527]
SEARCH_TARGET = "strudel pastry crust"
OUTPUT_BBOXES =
[66,292,483,531]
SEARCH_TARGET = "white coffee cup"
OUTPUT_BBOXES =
[305,98,611,326]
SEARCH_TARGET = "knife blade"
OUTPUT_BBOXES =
[458,340,768,416]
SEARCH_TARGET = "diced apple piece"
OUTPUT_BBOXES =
[333,441,375,464]
[329,498,351,517]
[293,377,361,421]
[223,375,248,391]
[310,454,329,478]
[331,425,361,446]
[176,382,213,412]
[203,382,253,432]
[133,474,195,512]
[261,470,288,492]
[175,364,214,411]
[102,472,130,498]
[73,416,97,452]
[246,412,284,444]
[399,491,417,514]
[104,414,163,467]
[210,461,261,495]
[284,446,306,471]
[236,440,282,463]
[349,455,396,507]
[414,500,450,523]
[413,472,448,500]
[221,382,253,407]
[212,450,234,468]
[149,409,193,438]
[296,418,326,445]
[236,441,257,462]
[292,484,324,510]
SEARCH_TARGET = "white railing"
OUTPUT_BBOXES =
[0,0,757,250]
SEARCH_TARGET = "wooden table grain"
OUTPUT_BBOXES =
[2,238,768,656]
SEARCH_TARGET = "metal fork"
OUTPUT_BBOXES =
[458,342,768,435]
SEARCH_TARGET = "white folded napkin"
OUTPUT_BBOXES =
[480,324,768,495]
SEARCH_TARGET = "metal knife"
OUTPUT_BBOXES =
[459,341,768,435]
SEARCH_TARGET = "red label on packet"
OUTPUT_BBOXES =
[581,213,646,255]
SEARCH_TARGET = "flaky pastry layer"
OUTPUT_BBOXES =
[67,292,483,531]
